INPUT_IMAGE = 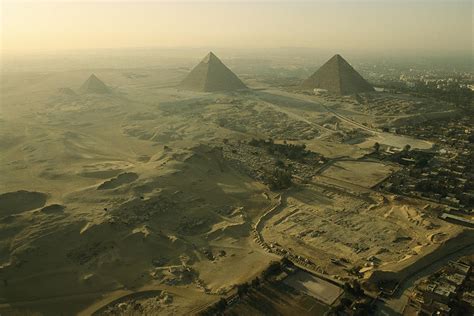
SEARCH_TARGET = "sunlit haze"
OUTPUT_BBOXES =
[2,0,472,56]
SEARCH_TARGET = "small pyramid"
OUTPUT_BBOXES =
[58,87,77,96]
[301,54,374,95]
[180,52,247,92]
[79,74,110,94]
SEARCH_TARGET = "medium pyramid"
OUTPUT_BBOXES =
[79,74,110,94]
[301,54,374,95]
[180,52,247,92]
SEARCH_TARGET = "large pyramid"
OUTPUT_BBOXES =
[180,52,247,92]
[301,54,374,95]
[79,74,110,94]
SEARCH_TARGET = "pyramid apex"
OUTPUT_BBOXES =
[80,73,110,94]
[331,54,345,62]
[203,51,220,63]
[87,73,103,82]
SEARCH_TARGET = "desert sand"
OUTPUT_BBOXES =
[0,58,466,315]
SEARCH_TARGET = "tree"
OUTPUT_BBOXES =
[275,159,285,168]
[281,256,292,266]
[373,142,380,153]
[248,138,260,146]
[403,144,411,152]
[340,297,353,308]
[268,168,292,190]
[261,261,282,279]
[415,157,429,168]
[343,280,364,296]
[353,301,371,316]
[343,282,352,292]
[469,134,474,144]
[352,280,364,296]
[251,277,260,287]
[215,298,227,311]
[237,283,250,297]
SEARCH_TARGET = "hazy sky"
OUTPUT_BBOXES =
[2,0,472,56]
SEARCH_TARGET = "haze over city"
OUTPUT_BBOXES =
[2,0,472,56]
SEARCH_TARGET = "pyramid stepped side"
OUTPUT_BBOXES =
[179,59,210,91]
[203,53,247,92]
[335,56,374,94]
[301,55,342,92]
[180,52,247,92]
[79,74,111,94]
[301,54,373,95]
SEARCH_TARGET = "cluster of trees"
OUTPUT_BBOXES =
[385,147,434,167]
[469,134,474,144]
[458,190,474,207]
[261,259,289,278]
[198,259,290,316]
[248,138,310,161]
[373,142,380,153]
[247,138,324,190]
[198,297,228,316]
[380,82,473,109]
[268,168,292,191]
[329,281,374,316]
[414,85,472,109]
[385,148,474,206]
[343,280,364,296]
[237,259,288,296]
[381,145,474,206]
[415,179,474,207]
[415,180,450,196]
[329,297,374,316]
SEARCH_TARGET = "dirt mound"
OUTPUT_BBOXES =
[41,204,65,213]
[97,172,139,190]
[0,191,47,216]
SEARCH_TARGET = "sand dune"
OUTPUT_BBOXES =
[97,173,139,190]
[0,67,465,315]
